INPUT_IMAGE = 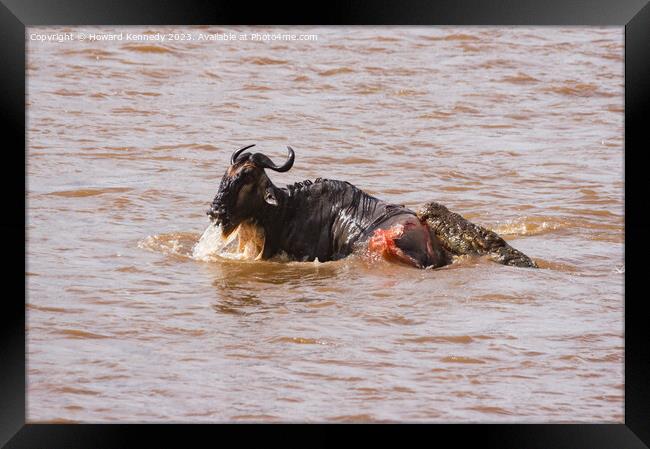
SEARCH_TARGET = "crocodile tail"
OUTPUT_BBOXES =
[416,201,538,268]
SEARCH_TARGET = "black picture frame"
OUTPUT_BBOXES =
[4,0,649,447]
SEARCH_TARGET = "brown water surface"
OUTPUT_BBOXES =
[27,26,624,422]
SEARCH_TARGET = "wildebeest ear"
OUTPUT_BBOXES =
[264,187,278,206]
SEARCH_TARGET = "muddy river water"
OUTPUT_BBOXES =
[26,26,623,422]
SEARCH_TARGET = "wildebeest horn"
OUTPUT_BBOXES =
[252,146,295,172]
[230,144,256,165]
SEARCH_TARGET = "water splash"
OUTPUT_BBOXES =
[492,217,564,237]
[191,223,265,262]
[138,232,199,258]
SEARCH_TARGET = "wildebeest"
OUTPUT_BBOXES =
[207,145,537,269]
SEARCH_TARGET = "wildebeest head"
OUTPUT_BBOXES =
[207,144,295,237]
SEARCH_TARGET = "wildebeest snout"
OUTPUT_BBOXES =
[206,203,227,221]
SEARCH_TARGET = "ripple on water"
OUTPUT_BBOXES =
[399,335,475,344]
[318,67,355,76]
[542,82,617,98]
[46,187,132,197]
[440,356,487,364]
[121,44,177,54]
[243,57,289,65]
[268,337,329,345]
[53,329,111,340]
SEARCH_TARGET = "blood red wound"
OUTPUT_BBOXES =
[368,223,419,267]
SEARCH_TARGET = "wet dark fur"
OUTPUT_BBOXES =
[234,177,444,264]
